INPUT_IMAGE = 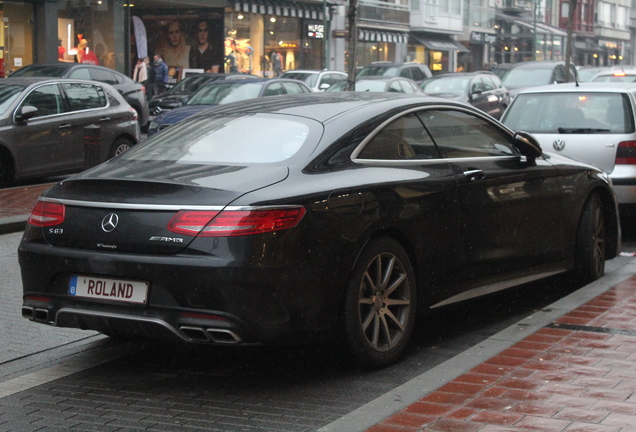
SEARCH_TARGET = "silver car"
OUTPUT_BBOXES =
[501,82,636,204]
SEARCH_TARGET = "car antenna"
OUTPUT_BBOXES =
[575,71,580,87]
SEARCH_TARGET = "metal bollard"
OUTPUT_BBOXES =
[83,124,101,170]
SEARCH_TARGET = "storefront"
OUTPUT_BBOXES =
[408,32,468,74]
[1,1,34,77]
[356,27,408,66]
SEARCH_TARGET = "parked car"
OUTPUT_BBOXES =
[0,78,140,187]
[501,82,636,205]
[589,68,636,83]
[9,63,149,128]
[278,69,348,92]
[357,62,432,83]
[19,92,619,368]
[147,78,311,136]
[499,61,579,100]
[420,71,510,119]
[577,66,612,82]
[326,76,422,94]
[148,73,257,121]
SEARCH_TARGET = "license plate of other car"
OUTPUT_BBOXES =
[69,275,148,304]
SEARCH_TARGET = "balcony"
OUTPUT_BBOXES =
[358,0,410,26]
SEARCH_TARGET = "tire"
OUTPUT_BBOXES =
[110,138,133,158]
[574,193,606,285]
[340,237,416,368]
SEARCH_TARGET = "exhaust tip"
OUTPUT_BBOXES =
[179,326,210,342]
[33,308,51,323]
[22,307,34,320]
[206,328,242,344]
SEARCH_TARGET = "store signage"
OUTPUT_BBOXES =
[470,31,497,45]
[307,23,324,39]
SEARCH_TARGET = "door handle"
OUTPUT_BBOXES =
[58,123,71,129]
[463,170,485,181]
[99,117,111,122]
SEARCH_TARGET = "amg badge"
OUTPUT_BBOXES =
[149,236,184,243]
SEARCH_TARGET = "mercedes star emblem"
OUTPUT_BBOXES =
[101,213,119,232]
[553,139,566,151]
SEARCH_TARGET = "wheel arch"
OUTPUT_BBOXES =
[593,185,621,260]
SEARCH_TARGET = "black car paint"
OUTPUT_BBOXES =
[19,93,620,355]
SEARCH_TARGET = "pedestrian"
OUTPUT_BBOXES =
[133,56,149,85]
[151,53,168,97]
[271,51,282,77]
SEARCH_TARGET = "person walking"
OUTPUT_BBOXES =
[151,53,168,97]
[133,57,149,86]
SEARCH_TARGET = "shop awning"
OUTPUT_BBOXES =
[495,13,568,37]
[358,28,409,44]
[410,32,470,52]
[233,0,324,20]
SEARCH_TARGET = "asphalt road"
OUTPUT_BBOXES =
[2,224,634,431]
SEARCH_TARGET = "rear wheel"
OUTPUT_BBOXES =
[574,193,606,285]
[110,138,133,158]
[340,237,416,368]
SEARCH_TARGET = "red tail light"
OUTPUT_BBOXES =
[129,107,138,121]
[616,141,636,164]
[27,201,65,226]
[168,207,306,237]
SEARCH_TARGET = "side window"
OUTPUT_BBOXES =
[398,68,412,79]
[20,84,66,117]
[481,76,496,91]
[554,67,565,83]
[263,83,285,96]
[62,83,107,111]
[388,80,403,93]
[89,68,118,85]
[68,68,91,80]
[471,77,485,93]
[399,80,417,94]
[357,113,441,160]
[418,110,516,158]
[411,67,425,82]
[283,82,307,94]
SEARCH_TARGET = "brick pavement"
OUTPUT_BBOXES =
[364,275,636,432]
[0,183,53,219]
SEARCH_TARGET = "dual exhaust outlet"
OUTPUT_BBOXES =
[179,326,242,344]
[22,306,52,323]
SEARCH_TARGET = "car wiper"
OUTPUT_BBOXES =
[557,127,611,134]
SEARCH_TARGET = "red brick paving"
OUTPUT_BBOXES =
[366,276,636,432]
[0,184,53,218]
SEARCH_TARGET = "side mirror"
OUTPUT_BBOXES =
[15,105,38,122]
[513,131,542,159]
[319,83,331,90]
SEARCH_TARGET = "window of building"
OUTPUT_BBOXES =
[1,1,34,77]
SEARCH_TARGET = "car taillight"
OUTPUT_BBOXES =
[129,107,138,121]
[28,201,65,226]
[167,207,306,237]
[616,141,636,164]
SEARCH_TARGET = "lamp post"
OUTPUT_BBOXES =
[323,0,329,68]
[533,0,541,61]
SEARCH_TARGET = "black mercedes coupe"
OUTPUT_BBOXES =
[19,92,620,368]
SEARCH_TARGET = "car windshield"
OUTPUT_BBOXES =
[578,68,609,82]
[186,83,262,105]
[358,66,399,78]
[591,74,636,83]
[279,72,318,87]
[421,78,470,95]
[120,113,314,164]
[0,84,24,116]
[10,65,67,77]
[169,75,217,93]
[503,92,634,134]
[502,68,553,88]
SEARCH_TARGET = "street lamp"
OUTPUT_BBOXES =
[533,0,541,61]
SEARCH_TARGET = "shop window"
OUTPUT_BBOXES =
[1,1,34,77]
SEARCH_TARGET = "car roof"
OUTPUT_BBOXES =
[192,92,469,124]
[427,72,495,78]
[2,77,105,86]
[514,82,636,95]
[283,70,345,74]
[507,61,565,70]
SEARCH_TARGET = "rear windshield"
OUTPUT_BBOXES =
[502,68,552,89]
[421,78,470,95]
[279,72,318,87]
[358,66,398,78]
[187,83,262,105]
[120,113,320,164]
[503,92,635,134]
[591,74,636,83]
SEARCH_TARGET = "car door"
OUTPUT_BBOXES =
[418,108,565,281]
[14,83,77,177]
[282,81,310,94]
[61,82,116,165]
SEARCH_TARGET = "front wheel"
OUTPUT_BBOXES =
[340,237,416,368]
[110,138,133,158]
[574,193,606,285]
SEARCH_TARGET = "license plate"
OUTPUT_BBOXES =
[69,275,148,304]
